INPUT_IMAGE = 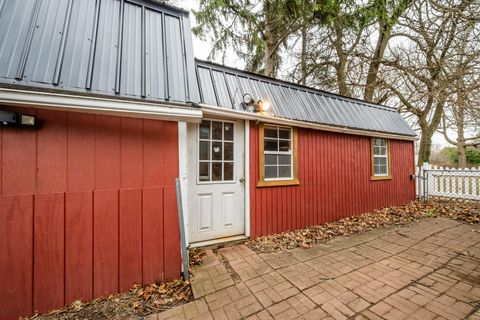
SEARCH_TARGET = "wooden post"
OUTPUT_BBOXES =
[176,178,189,280]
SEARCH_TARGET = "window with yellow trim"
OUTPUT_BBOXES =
[372,138,390,177]
[258,124,299,187]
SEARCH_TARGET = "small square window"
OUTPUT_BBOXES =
[259,125,298,187]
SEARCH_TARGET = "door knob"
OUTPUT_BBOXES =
[239,177,245,183]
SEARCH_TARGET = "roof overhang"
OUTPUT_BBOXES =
[200,104,417,141]
[0,88,202,122]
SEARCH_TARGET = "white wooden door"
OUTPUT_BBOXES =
[187,119,245,243]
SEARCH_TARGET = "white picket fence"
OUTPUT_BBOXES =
[417,163,480,201]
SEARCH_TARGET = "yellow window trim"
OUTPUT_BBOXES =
[258,123,299,187]
[371,138,392,180]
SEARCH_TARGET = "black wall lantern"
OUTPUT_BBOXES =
[0,109,36,127]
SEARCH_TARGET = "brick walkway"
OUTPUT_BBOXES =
[148,218,480,320]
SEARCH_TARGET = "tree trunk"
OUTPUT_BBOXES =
[364,22,391,102]
[300,24,307,85]
[417,126,434,167]
[264,28,277,78]
[457,104,467,168]
[334,17,349,96]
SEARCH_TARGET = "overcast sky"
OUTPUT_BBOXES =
[176,0,450,148]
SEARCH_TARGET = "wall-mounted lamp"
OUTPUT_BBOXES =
[255,99,271,113]
[242,93,271,114]
[0,109,36,127]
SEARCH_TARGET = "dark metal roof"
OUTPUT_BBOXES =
[0,0,199,104]
[195,60,416,137]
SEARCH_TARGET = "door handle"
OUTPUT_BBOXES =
[239,177,245,183]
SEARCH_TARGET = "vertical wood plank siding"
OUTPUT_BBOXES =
[249,123,416,239]
[0,107,180,319]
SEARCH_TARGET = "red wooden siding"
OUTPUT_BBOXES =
[0,107,181,319]
[249,123,416,238]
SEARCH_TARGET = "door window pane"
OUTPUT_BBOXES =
[199,162,210,181]
[199,141,210,160]
[212,162,222,181]
[212,141,222,160]
[224,123,234,141]
[212,121,223,140]
[199,121,210,139]
[224,162,233,180]
[224,142,233,161]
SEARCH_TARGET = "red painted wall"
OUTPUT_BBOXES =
[0,107,181,319]
[249,123,416,238]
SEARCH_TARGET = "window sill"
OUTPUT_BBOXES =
[257,179,300,187]
[370,175,392,181]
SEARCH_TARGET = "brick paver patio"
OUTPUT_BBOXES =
[149,218,480,319]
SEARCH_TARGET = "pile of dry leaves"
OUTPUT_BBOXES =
[189,248,207,267]
[246,199,480,253]
[24,278,191,320]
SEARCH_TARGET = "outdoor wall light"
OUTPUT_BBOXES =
[0,110,18,125]
[0,109,36,127]
[255,99,271,113]
[243,93,254,106]
[20,114,36,126]
[242,93,271,114]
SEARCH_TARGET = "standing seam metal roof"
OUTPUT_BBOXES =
[195,60,416,137]
[0,0,199,104]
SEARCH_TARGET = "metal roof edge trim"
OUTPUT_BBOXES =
[131,0,190,16]
[195,59,398,113]
[0,88,203,122]
[199,103,417,141]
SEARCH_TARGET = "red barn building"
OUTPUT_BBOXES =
[0,0,416,319]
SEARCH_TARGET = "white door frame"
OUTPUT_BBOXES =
[179,118,250,246]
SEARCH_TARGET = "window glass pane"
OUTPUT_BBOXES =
[264,139,278,151]
[278,165,292,178]
[264,127,278,138]
[265,166,277,179]
[265,154,277,165]
[199,141,210,160]
[199,162,210,181]
[279,140,291,152]
[224,142,233,161]
[381,165,388,174]
[374,146,387,156]
[212,121,223,140]
[224,162,233,180]
[224,123,234,141]
[279,128,290,139]
[374,138,386,147]
[374,157,387,166]
[212,162,222,181]
[278,155,291,165]
[212,141,222,160]
[199,121,210,139]
[374,164,388,175]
